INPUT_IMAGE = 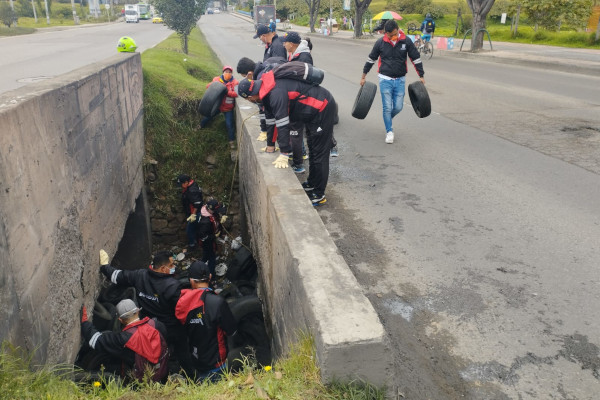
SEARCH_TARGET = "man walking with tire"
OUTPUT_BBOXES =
[360,20,425,144]
[175,261,237,382]
[177,174,203,252]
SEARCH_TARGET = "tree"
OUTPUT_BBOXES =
[353,0,373,37]
[520,0,592,32]
[303,0,321,32]
[153,0,206,54]
[0,2,18,26]
[466,0,495,51]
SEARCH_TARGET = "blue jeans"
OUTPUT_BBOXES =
[186,215,199,247]
[379,76,405,133]
[201,110,235,141]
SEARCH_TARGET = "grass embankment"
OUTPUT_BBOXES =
[142,28,236,212]
[0,336,384,399]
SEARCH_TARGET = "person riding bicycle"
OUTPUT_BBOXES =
[419,13,435,42]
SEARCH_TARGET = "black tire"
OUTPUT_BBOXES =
[92,301,113,332]
[227,345,272,372]
[230,314,270,348]
[226,247,257,282]
[218,282,243,301]
[408,81,431,118]
[407,23,418,33]
[351,81,377,120]
[100,302,121,333]
[229,295,263,320]
[198,81,227,117]
[234,280,257,296]
[76,348,121,374]
[99,284,136,306]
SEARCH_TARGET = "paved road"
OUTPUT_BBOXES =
[201,13,600,399]
[0,20,172,94]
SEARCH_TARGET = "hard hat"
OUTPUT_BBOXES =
[117,36,137,53]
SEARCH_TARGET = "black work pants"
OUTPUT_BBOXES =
[305,98,336,196]
[289,120,305,166]
[165,324,194,377]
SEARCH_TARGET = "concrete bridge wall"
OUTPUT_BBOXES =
[236,106,392,386]
[0,53,146,364]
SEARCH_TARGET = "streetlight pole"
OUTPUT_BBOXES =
[329,0,332,35]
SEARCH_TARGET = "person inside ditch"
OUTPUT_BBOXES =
[80,299,169,383]
[175,261,237,382]
[98,249,194,376]
[198,199,227,275]
[177,174,203,253]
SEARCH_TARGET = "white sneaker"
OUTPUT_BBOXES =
[385,131,394,144]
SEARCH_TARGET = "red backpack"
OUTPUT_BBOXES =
[123,317,169,382]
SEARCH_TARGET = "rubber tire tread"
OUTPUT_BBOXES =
[351,81,377,119]
[198,81,227,117]
[229,295,263,321]
[408,81,431,118]
[227,345,272,372]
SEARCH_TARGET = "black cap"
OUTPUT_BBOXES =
[238,78,262,98]
[188,261,210,281]
[282,31,301,44]
[177,174,190,185]
[205,199,219,213]
[254,24,270,39]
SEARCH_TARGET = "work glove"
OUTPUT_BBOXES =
[272,154,290,169]
[99,249,109,266]
[187,213,197,223]
[220,215,228,224]
[257,131,267,141]
[81,305,88,323]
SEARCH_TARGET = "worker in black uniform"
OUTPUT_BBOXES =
[236,55,286,147]
[99,249,193,376]
[81,299,169,382]
[197,199,226,275]
[175,261,237,382]
[177,174,203,251]
[238,74,337,206]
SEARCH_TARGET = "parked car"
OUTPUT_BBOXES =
[213,8,220,13]
[206,8,213,14]
[152,16,163,23]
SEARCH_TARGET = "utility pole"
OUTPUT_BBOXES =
[71,0,78,25]
[31,0,38,22]
[44,0,50,24]
[329,0,332,35]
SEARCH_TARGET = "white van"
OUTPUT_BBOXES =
[125,9,139,23]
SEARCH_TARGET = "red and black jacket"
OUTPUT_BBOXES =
[181,180,203,217]
[82,317,168,382]
[175,288,237,373]
[207,76,239,112]
[100,264,182,329]
[259,72,334,154]
[363,31,424,79]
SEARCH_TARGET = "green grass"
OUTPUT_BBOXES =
[0,335,386,399]
[142,28,235,211]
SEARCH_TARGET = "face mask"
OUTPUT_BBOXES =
[223,72,232,81]
[170,267,176,275]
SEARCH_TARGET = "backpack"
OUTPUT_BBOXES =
[425,20,434,33]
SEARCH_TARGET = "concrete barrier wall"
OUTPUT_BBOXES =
[0,53,145,364]
[236,105,392,386]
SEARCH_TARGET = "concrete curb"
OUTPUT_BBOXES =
[235,105,392,387]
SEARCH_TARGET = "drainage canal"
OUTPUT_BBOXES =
[74,192,271,381]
